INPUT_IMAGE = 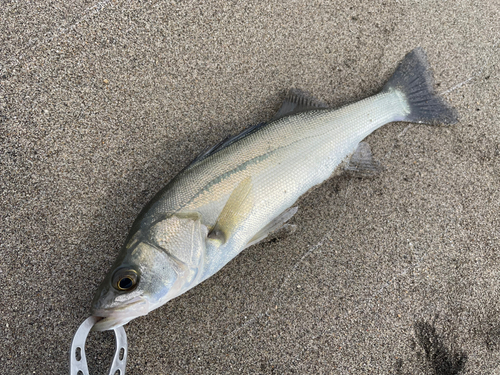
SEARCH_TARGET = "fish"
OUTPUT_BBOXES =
[90,48,458,331]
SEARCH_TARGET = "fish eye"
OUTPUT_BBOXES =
[112,269,138,291]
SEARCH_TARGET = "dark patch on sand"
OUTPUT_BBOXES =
[414,320,467,375]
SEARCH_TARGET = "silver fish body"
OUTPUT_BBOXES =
[91,48,457,331]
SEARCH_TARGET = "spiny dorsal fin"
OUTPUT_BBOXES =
[186,122,267,169]
[273,89,329,120]
[188,90,328,169]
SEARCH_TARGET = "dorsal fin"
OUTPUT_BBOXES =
[187,90,328,169]
[186,122,267,168]
[273,89,328,120]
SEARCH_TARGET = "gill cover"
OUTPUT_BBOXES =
[91,213,207,331]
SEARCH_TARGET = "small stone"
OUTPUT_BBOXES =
[103,79,109,84]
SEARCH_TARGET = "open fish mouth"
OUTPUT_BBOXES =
[91,298,150,331]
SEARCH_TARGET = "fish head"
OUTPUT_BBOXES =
[91,213,207,331]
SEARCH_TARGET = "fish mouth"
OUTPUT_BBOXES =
[91,297,150,331]
[91,314,137,331]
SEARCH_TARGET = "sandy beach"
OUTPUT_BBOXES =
[1,1,500,373]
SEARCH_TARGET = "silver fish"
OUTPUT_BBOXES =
[91,48,457,331]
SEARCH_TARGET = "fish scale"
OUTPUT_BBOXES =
[199,91,410,279]
[90,48,458,332]
[147,91,406,231]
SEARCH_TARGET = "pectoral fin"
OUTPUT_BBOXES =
[208,176,254,243]
[244,206,298,249]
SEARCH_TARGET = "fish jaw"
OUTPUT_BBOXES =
[91,315,135,331]
[91,297,150,331]
[90,217,208,331]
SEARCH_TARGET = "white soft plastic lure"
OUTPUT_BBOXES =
[90,48,457,331]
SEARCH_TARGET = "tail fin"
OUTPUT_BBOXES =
[383,47,458,125]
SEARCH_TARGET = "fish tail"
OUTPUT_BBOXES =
[383,47,458,125]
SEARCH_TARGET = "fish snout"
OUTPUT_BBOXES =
[90,298,150,331]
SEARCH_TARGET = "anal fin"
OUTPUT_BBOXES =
[345,142,384,177]
[244,206,298,249]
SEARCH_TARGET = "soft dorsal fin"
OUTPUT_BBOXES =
[273,89,329,120]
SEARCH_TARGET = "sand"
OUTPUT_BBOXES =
[1,0,500,374]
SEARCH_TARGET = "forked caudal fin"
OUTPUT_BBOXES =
[383,47,458,125]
